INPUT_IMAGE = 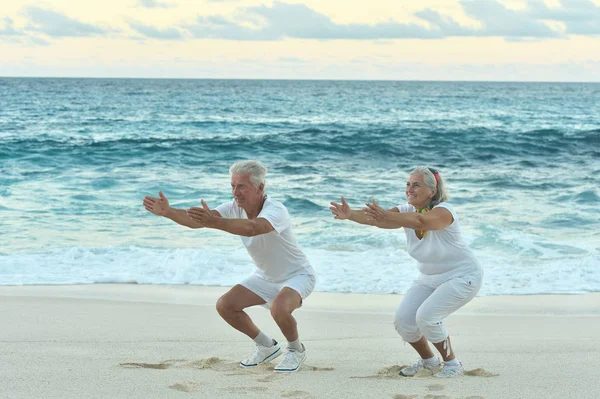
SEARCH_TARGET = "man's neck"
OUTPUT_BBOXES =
[243,195,267,219]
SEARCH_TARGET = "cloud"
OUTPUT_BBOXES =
[251,2,443,39]
[459,0,564,38]
[528,0,599,22]
[278,57,306,63]
[7,0,600,45]
[128,21,184,40]
[0,16,52,46]
[22,7,109,37]
[527,0,600,35]
[138,0,172,8]
[414,9,474,36]
[186,1,442,40]
[0,17,20,36]
[183,0,583,41]
[186,15,280,40]
[27,36,51,46]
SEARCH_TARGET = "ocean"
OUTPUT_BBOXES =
[1,78,599,295]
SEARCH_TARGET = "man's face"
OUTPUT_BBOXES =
[231,173,263,208]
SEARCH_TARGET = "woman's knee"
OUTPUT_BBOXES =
[415,308,434,329]
[395,302,417,325]
[415,308,447,342]
[394,308,419,339]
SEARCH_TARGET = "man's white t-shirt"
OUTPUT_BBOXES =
[395,202,482,281]
[215,196,314,282]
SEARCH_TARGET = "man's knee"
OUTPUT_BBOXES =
[270,300,293,323]
[215,295,228,316]
[216,294,240,316]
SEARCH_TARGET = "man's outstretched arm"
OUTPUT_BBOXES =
[143,191,220,229]
[187,200,274,237]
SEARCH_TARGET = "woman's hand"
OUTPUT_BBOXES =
[330,197,352,220]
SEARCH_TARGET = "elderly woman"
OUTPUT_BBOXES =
[330,166,483,378]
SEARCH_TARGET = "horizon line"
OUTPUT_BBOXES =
[1,75,599,84]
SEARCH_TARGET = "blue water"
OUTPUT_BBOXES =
[1,78,599,294]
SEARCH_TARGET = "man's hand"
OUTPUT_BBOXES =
[330,196,352,220]
[363,198,386,223]
[187,200,217,228]
[143,191,171,216]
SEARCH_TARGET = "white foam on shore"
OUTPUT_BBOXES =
[0,246,598,295]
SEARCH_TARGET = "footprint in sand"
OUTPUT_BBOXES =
[121,357,333,374]
[225,362,278,376]
[464,368,498,377]
[353,364,434,380]
[352,365,407,379]
[414,367,438,377]
[225,386,268,394]
[281,390,310,398]
[424,395,451,399]
[302,365,335,372]
[169,381,202,393]
[427,384,445,392]
[120,362,170,370]
[381,365,406,376]
[392,395,418,399]
[257,373,280,383]
[120,357,239,372]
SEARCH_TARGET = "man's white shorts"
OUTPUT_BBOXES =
[240,273,316,308]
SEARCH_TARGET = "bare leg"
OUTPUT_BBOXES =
[216,285,266,339]
[432,336,456,361]
[270,287,302,342]
[408,336,436,359]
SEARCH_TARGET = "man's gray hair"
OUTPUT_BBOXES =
[410,166,448,207]
[229,160,267,188]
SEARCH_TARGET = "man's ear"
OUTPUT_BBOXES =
[259,183,265,193]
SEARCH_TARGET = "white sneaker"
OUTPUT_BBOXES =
[434,362,464,378]
[399,358,441,377]
[274,344,306,372]
[240,340,282,368]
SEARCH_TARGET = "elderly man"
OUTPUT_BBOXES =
[143,160,316,372]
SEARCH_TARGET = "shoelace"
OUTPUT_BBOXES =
[410,358,440,371]
[438,364,461,376]
[247,345,261,361]
[410,358,424,369]
[279,350,297,364]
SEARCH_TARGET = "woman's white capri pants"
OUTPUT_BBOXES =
[394,273,482,344]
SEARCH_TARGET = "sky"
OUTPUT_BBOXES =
[1,0,599,81]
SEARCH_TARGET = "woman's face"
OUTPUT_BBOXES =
[405,173,435,209]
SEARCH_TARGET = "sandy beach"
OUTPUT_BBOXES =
[1,285,598,399]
